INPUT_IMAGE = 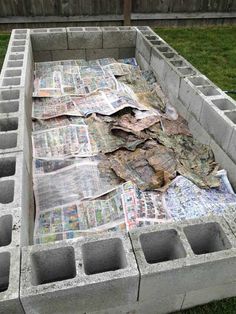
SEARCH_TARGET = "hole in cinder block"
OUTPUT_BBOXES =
[33,29,48,33]
[0,133,17,149]
[225,111,236,124]
[2,78,21,87]
[151,40,163,46]
[163,52,177,59]
[15,30,27,34]
[145,35,157,41]
[189,77,210,86]
[0,215,13,246]
[14,35,26,40]
[140,229,186,264]
[157,46,172,53]
[31,247,76,286]
[7,61,23,68]
[0,113,18,131]
[0,252,10,292]
[0,157,16,178]
[184,222,231,255]
[212,99,236,111]
[0,101,19,114]
[0,180,14,204]
[178,67,196,75]
[49,28,63,33]
[11,46,25,53]
[69,27,83,32]
[171,60,187,67]
[82,238,127,275]
[9,54,24,61]
[85,27,99,31]
[198,86,221,96]
[5,69,22,77]
[12,40,26,46]
[0,90,19,101]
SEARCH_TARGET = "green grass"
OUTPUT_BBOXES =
[155,25,236,313]
[0,33,10,70]
[155,26,236,100]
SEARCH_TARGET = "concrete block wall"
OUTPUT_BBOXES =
[136,27,236,191]
[130,216,236,312]
[0,29,34,311]
[31,26,137,62]
[20,232,139,314]
[0,26,236,313]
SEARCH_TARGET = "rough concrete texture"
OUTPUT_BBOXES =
[88,293,184,314]
[86,48,119,60]
[21,232,139,314]
[30,28,68,51]
[182,280,236,310]
[136,31,153,64]
[0,247,24,314]
[135,50,150,71]
[187,114,211,145]
[51,49,86,61]
[103,27,136,48]
[179,76,212,121]
[130,216,236,302]
[0,151,33,246]
[67,27,103,49]
[200,96,234,151]
[0,29,33,97]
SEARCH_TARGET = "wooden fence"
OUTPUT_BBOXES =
[0,0,235,28]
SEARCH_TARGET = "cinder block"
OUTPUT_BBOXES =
[30,28,68,51]
[86,48,119,60]
[0,29,33,96]
[34,51,52,62]
[179,76,212,121]
[0,88,32,134]
[0,247,23,313]
[200,97,234,151]
[103,27,136,48]
[0,111,31,170]
[119,47,135,59]
[188,114,211,145]
[67,27,103,49]
[223,110,236,164]
[209,139,236,191]
[51,49,86,61]
[0,152,33,244]
[182,280,236,310]
[20,232,139,314]
[130,216,236,302]
[88,293,184,314]
[135,50,150,71]
[171,98,190,120]
[150,47,166,83]
[136,32,152,64]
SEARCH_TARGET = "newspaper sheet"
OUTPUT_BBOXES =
[33,116,86,131]
[32,88,147,120]
[163,170,236,221]
[33,59,136,97]
[34,181,167,244]
[32,124,98,158]
[33,157,122,212]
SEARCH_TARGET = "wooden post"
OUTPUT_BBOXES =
[124,0,132,26]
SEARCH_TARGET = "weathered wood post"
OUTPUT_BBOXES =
[124,0,132,26]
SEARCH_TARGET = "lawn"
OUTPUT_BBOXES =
[0,33,10,69]
[155,25,236,101]
[0,26,236,313]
